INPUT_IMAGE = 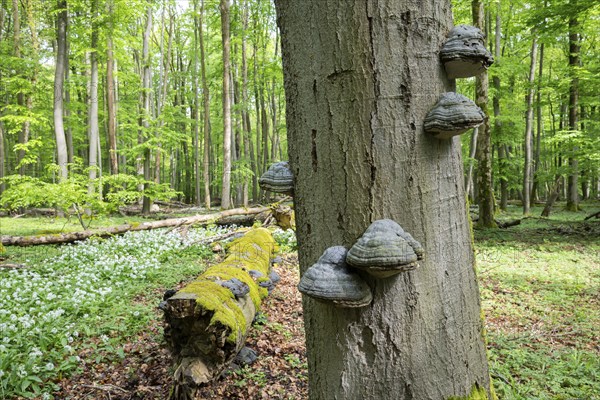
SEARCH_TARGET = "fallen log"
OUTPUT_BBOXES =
[162,228,277,400]
[1,206,269,247]
[584,210,600,221]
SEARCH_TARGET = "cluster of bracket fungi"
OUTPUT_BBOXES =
[424,25,494,139]
[298,219,424,308]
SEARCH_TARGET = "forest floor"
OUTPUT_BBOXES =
[2,202,599,400]
[53,253,307,400]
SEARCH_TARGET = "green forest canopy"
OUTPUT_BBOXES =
[0,0,598,213]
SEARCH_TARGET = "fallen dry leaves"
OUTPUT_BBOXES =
[52,253,308,400]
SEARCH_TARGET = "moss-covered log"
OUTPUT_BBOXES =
[163,228,277,400]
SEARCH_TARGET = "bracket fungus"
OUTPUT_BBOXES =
[219,278,250,298]
[424,92,485,139]
[347,219,424,278]
[297,246,372,308]
[440,25,494,79]
[258,161,294,195]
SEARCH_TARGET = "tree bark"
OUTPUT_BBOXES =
[88,0,99,198]
[473,0,496,227]
[531,43,544,206]
[54,0,69,181]
[523,37,537,215]
[1,207,270,247]
[276,1,492,399]
[106,0,118,175]
[465,127,478,202]
[141,5,153,215]
[199,0,211,209]
[566,16,580,211]
[220,0,232,209]
[492,4,507,211]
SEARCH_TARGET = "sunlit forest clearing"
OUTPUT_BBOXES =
[0,0,599,399]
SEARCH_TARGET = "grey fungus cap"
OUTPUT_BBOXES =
[258,161,294,195]
[298,246,372,308]
[440,25,494,79]
[347,219,423,278]
[424,92,485,139]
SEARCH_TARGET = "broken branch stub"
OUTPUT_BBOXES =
[440,25,494,79]
[424,92,485,139]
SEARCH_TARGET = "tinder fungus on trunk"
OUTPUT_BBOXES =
[424,92,485,139]
[258,161,294,195]
[347,219,423,278]
[298,246,372,308]
[440,25,494,79]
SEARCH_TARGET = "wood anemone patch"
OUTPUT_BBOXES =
[162,228,277,399]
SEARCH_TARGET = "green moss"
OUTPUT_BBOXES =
[448,383,491,400]
[179,280,247,344]
[176,228,277,344]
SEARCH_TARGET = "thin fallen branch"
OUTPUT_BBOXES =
[584,210,600,221]
[1,206,269,247]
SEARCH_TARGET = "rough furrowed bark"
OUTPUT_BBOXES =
[162,228,277,400]
[1,207,269,246]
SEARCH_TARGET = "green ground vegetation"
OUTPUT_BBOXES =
[476,202,600,399]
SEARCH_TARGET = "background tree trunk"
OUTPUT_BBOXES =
[523,37,537,215]
[220,0,232,209]
[106,0,118,175]
[566,16,580,211]
[276,1,492,399]
[199,0,211,209]
[473,0,496,227]
[54,0,68,181]
[88,0,99,197]
[141,4,153,215]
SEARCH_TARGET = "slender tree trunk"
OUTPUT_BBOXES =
[199,0,211,209]
[493,4,507,211]
[141,5,153,214]
[193,0,201,206]
[465,128,478,202]
[531,42,544,206]
[106,0,118,175]
[473,0,496,227]
[220,0,232,209]
[276,1,492,399]
[566,16,580,211]
[54,0,68,181]
[523,36,537,215]
[88,0,99,198]
[0,123,5,195]
[241,0,253,206]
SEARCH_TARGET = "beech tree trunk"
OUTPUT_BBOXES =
[106,0,118,175]
[88,0,100,197]
[473,0,496,227]
[199,0,211,209]
[220,0,232,209]
[566,16,580,211]
[141,5,153,215]
[493,5,507,211]
[523,37,537,215]
[54,0,69,181]
[276,1,492,399]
